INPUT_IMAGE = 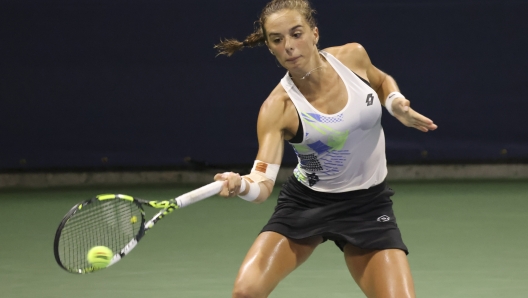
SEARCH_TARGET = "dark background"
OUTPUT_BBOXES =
[1,0,526,171]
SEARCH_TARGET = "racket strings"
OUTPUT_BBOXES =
[57,199,142,271]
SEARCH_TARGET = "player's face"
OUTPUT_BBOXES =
[264,9,319,72]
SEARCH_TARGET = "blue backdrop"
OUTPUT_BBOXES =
[1,0,526,171]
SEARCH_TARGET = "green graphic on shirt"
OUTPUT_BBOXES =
[293,165,307,183]
[327,130,348,150]
[302,112,333,135]
[291,143,311,154]
[301,112,349,151]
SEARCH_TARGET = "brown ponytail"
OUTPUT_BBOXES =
[214,0,317,57]
[214,26,266,57]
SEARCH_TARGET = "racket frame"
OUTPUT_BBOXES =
[54,181,223,274]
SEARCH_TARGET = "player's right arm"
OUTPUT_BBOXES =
[215,84,294,203]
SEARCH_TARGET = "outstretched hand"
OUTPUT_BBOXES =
[390,97,438,132]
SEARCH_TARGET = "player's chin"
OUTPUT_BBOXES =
[284,57,304,68]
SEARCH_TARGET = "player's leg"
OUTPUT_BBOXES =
[232,231,322,298]
[344,244,415,298]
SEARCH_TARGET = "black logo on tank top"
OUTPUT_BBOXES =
[298,153,323,172]
[307,172,320,187]
[366,93,374,106]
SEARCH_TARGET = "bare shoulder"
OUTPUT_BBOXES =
[258,83,296,132]
[262,83,289,108]
[260,83,290,120]
[323,43,372,73]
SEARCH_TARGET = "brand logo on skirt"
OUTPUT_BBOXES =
[377,215,390,222]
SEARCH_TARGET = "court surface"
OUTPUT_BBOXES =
[0,180,527,298]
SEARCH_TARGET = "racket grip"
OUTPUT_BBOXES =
[175,180,224,208]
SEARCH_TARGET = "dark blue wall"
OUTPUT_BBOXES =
[1,0,527,170]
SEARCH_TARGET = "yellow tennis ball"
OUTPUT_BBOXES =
[130,215,137,224]
[87,246,113,269]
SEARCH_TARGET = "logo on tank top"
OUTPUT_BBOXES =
[377,215,390,222]
[307,172,320,187]
[366,93,374,106]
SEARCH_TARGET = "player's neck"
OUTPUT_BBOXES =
[290,53,327,87]
[290,53,329,91]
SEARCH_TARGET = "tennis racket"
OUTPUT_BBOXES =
[53,180,224,274]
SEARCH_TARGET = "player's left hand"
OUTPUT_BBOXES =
[391,97,438,132]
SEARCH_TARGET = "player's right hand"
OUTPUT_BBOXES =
[214,172,243,198]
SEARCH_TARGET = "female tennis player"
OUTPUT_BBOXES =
[214,0,437,297]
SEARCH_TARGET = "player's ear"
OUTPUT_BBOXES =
[313,27,319,45]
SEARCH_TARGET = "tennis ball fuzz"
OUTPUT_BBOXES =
[87,246,113,268]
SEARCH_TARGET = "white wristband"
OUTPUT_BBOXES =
[238,179,260,202]
[252,160,280,181]
[237,160,279,202]
[385,92,404,116]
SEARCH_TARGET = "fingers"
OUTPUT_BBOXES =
[395,101,437,132]
[410,110,437,131]
[394,98,438,130]
[213,173,225,181]
[413,122,437,132]
[215,172,242,198]
[415,125,430,132]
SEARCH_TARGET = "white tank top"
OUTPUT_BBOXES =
[281,51,387,192]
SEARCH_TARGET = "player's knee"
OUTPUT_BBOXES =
[232,283,265,298]
[232,290,252,298]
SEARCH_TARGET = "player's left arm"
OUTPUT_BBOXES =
[346,43,437,132]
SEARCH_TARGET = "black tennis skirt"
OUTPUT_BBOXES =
[261,176,408,254]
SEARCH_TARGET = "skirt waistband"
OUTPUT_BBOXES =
[286,175,389,202]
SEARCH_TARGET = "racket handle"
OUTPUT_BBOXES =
[175,180,224,208]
